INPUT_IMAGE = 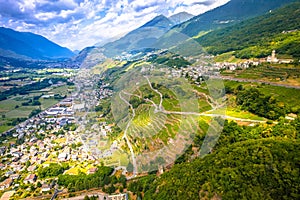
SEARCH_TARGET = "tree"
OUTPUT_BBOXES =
[106,184,116,194]
[75,181,80,191]
[25,161,31,168]
[37,182,42,188]
[236,84,244,91]
[119,175,127,188]
[119,186,124,193]
[29,108,41,118]
[236,88,286,120]
[127,162,133,172]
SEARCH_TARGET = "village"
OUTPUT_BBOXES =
[0,78,128,200]
[0,49,295,200]
[156,49,295,85]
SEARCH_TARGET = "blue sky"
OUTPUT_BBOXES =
[0,0,229,50]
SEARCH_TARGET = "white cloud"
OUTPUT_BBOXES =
[34,12,57,21]
[0,0,230,50]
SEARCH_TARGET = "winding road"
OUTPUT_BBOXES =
[119,91,137,179]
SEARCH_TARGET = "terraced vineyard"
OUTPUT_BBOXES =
[222,64,300,83]
[109,66,231,175]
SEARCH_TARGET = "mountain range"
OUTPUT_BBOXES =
[82,0,299,60]
[1,0,300,66]
[154,0,299,51]
[102,12,194,57]
[0,27,74,60]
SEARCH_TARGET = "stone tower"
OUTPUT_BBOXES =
[272,50,276,60]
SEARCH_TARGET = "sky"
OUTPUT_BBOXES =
[0,0,229,51]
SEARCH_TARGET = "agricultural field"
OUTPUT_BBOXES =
[0,68,76,133]
[222,63,300,86]
[102,150,129,167]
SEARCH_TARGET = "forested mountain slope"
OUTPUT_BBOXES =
[196,2,300,59]
[0,27,74,60]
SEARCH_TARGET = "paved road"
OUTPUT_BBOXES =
[145,76,164,111]
[51,188,62,200]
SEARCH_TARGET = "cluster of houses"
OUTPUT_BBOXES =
[0,75,120,199]
[0,115,115,196]
[136,48,297,86]
[161,50,296,84]
[97,83,113,100]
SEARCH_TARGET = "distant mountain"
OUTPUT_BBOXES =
[73,46,106,68]
[155,0,298,51]
[73,50,80,55]
[94,32,128,48]
[168,12,194,25]
[0,27,74,60]
[196,2,300,59]
[102,15,174,57]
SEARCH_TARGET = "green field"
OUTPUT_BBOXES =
[207,107,266,121]
[0,125,13,133]
[102,150,129,167]
[51,85,69,94]
[198,98,212,112]
[0,84,72,133]
[213,51,245,63]
[5,105,39,118]
[0,99,22,113]
[40,98,59,110]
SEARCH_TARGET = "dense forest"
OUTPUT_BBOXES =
[143,138,300,200]
[196,2,300,59]
[236,88,286,120]
[129,118,300,200]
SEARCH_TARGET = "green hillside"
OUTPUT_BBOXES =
[196,2,300,59]
[154,0,297,50]
[139,118,300,199]
[175,0,298,37]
